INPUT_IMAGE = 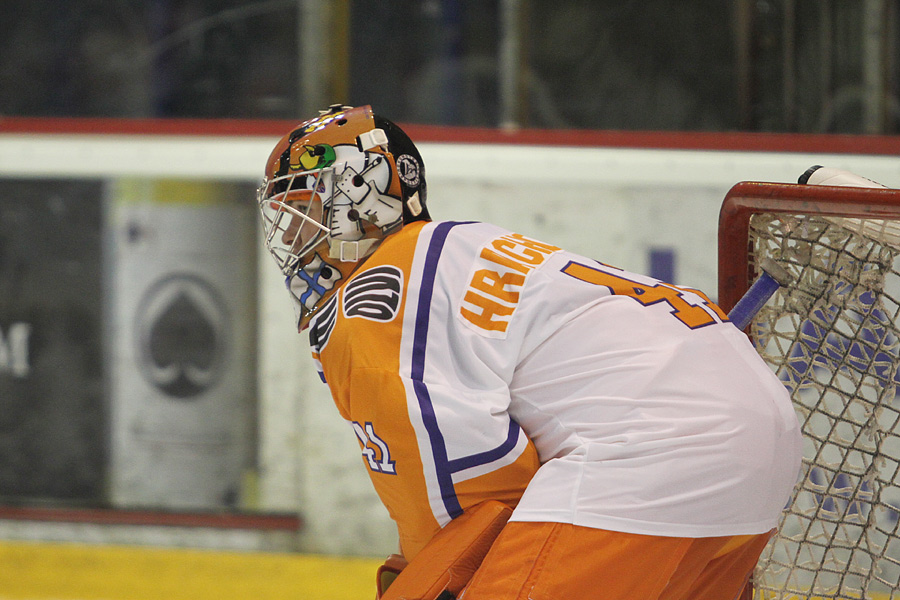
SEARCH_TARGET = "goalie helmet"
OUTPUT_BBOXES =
[257,104,429,329]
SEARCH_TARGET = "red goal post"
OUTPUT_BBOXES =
[718,181,900,600]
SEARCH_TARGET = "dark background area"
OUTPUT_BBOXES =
[0,0,897,133]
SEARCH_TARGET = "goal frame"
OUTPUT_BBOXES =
[718,180,900,600]
[719,181,900,315]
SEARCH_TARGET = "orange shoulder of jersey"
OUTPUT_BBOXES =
[310,221,540,559]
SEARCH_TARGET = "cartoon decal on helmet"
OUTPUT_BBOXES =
[257,104,426,331]
[294,144,336,171]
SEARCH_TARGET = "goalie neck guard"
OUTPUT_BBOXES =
[257,104,429,330]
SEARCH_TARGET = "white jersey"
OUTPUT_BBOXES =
[310,220,801,552]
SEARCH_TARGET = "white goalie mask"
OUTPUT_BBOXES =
[257,105,428,329]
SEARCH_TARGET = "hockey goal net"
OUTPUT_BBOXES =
[719,181,900,600]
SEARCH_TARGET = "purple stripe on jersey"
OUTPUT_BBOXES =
[410,380,460,517]
[411,221,470,519]
[447,419,521,473]
[411,221,526,517]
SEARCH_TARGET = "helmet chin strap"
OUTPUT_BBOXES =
[328,238,379,262]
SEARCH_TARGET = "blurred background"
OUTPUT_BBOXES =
[1,0,898,133]
[1,2,900,598]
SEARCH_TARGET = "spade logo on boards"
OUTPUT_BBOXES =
[136,273,227,399]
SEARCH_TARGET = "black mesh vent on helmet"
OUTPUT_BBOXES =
[373,115,430,223]
[271,126,308,192]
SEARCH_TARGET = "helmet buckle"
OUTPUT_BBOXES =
[357,128,389,151]
[329,239,377,262]
[407,192,423,217]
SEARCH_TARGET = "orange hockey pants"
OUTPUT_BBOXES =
[461,521,772,600]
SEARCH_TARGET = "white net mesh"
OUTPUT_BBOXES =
[748,212,900,600]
